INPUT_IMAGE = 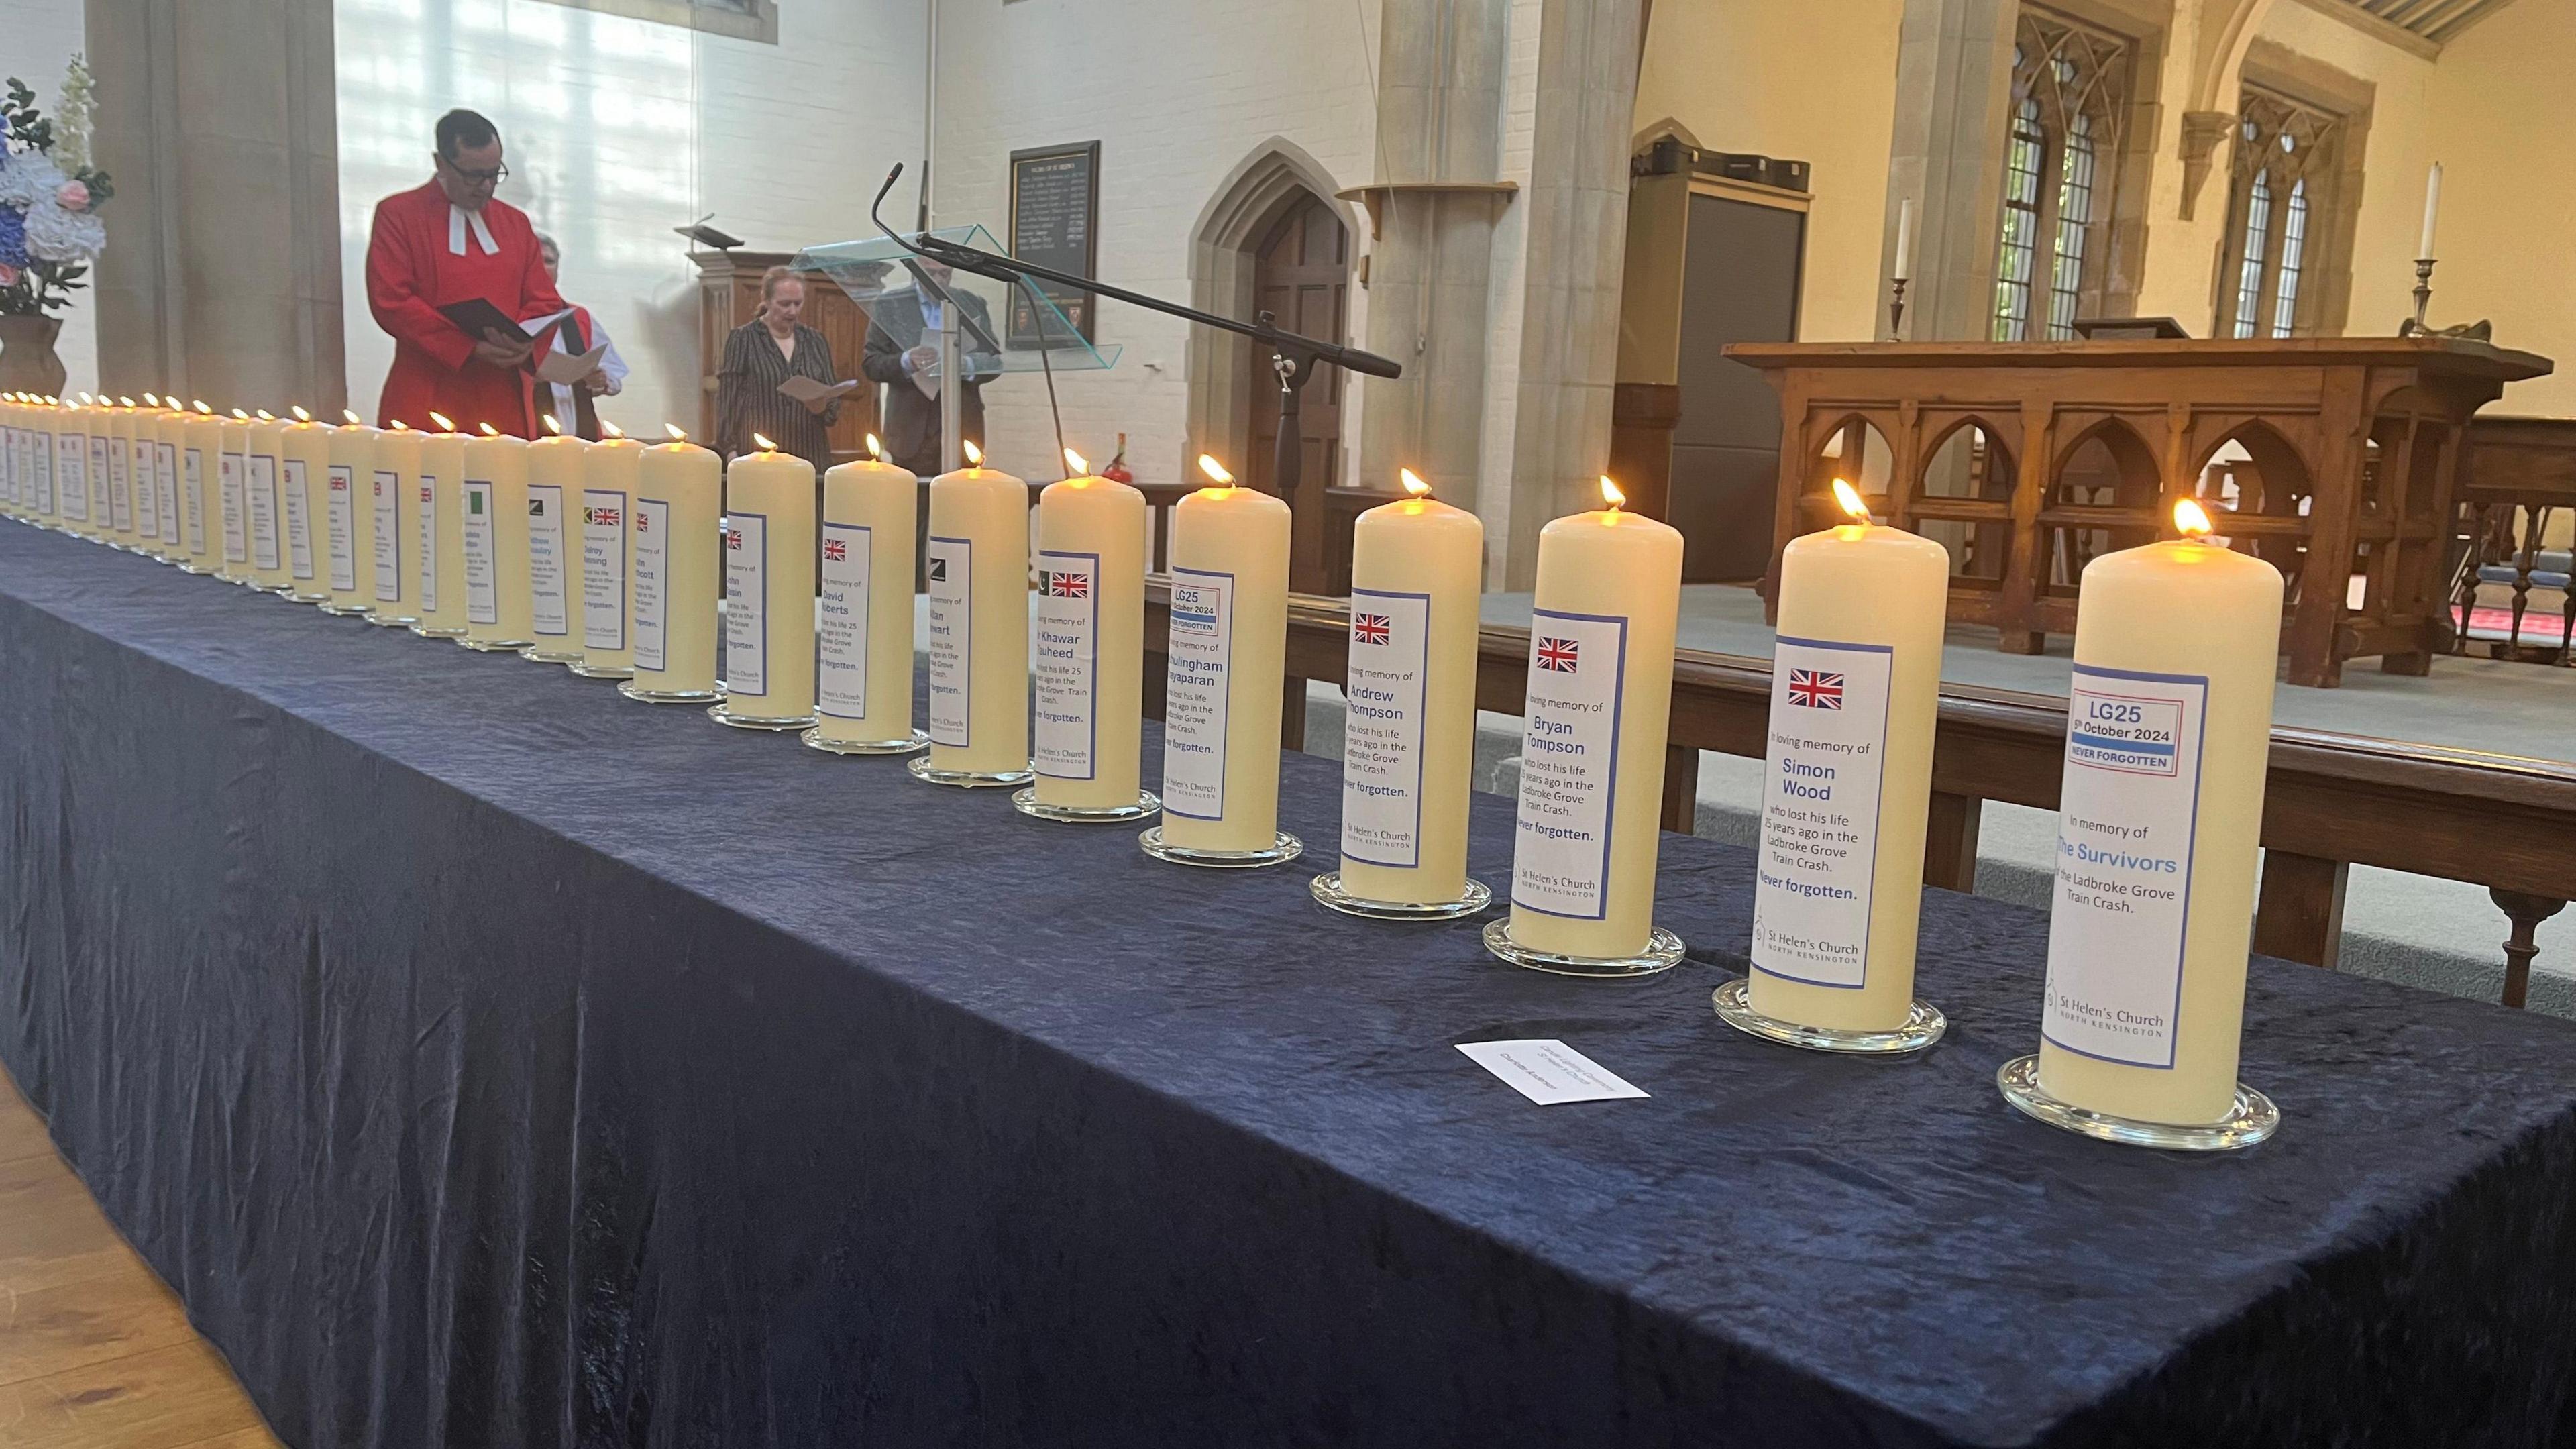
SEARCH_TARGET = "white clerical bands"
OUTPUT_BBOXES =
[447,205,499,258]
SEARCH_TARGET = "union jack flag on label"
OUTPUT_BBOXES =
[724,528,743,550]
[823,537,848,562]
[1536,636,1580,673]
[1046,570,1089,598]
[1787,668,1844,709]
[1351,613,1391,646]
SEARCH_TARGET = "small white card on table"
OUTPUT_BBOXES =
[1456,1040,1648,1106]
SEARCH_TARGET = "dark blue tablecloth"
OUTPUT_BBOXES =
[3,521,2575,1448]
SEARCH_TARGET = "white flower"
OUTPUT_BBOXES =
[53,57,97,176]
[0,151,66,211]
[0,151,104,264]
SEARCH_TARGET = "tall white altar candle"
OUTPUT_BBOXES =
[1500,477,1684,964]
[922,441,1031,780]
[216,409,254,582]
[576,425,641,677]
[716,435,818,724]
[2029,500,2284,1128]
[1154,455,1294,855]
[812,435,922,747]
[2418,163,2443,258]
[1030,446,1148,812]
[280,407,334,602]
[177,402,220,572]
[522,418,588,661]
[621,427,724,702]
[1744,480,1949,1035]
[1331,468,1484,907]
[321,412,377,614]
[246,410,292,590]
[366,422,423,625]
[1894,199,1915,282]
[461,424,535,649]
[413,415,470,637]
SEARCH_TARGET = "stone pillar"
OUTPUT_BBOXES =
[88,0,345,413]
[1499,0,1646,588]
[1883,0,2019,344]
[1355,0,1512,508]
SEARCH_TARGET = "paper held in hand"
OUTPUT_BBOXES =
[777,375,861,405]
[535,343,610,385]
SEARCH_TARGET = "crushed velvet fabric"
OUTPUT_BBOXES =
[3,523,2573,1449]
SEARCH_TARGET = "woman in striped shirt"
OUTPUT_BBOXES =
[714,266,841,467]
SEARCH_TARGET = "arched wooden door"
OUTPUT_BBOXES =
[1246,192,1349,595]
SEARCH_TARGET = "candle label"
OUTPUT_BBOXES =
[34,431,53,513]
[282,459,314,580]
[817,523,873,718]
[1750,637,1896,988]
[218,454,244,559]
[1161,568,1237,820]
[182,449,202,552]
[58,435,87,521]
[326,465,357,592]
[371,471,400,602]
[1032,549,1099,780]
[924,535,973,745]
[582,490,627,651]
[2041,665,2209,1069]
[132,441,159,538]
[248,453,280,570]
[417,479,438,612]
[632,500,670,670]
[1339,588,1433,868]
[722,511,768,696]
[462,480,498,625]
[528,485,569,637]
[1510,610,1628,920]
[156,443,180,546]
[107,441,131,532]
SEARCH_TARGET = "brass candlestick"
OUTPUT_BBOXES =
[2398,256,2493,341]
[1888,276,1910,340]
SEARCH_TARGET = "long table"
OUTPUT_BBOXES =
[3,522,2575,1448]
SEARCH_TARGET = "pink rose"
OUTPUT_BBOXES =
[0,263,18,287]
[56,180,89,211]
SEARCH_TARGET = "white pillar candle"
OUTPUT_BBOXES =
[1032,446,1147,810]
[717,437,819,722]
[923,442,1031,777]
[149,399,184,560]
[576,427,642,676]
[1157,455,1293,853]
[102,400,137,547]
[216,409,255,582]
[2418,162,2442,259]
[1503,477,1684,960]
[246,410,292,590]
[461,425,535,649]
[127,399,162,555]
[413,415,469,636]
[1747,480,1949,1032]
[280,408,334,602]
[322,412,377,614]
[814,438,922,746]
[624,428,724,700]
[522,421,589,661]
[177,402,220,572]
[366,423,423,625]
[1894,199,1915,283]
[36,397,66,527]
[60,400,97,538]
[2033,500,2284,1127]
[1334,468,1484,905]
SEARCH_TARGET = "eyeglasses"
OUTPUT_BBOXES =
[442,157,509,186]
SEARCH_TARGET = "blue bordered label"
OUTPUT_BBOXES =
[925,535,973,745]
[1161,567,1236,820]
[528,484,569,637]
[722,510,769,695]
[1339,587,1432,868]
[631,498,670,671]
[1510,608,1629,920]
[817,522,873,718]
[1751,635,1895,989]
[1032,548,1101,780]
[582,490,628,651]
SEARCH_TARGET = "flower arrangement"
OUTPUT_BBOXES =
[0,59,113,318]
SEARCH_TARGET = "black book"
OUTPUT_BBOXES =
[439,297,533,346]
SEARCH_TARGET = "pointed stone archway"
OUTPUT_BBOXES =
[1184,139,1358,488]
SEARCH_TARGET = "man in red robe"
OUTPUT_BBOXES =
[364,109,566,437]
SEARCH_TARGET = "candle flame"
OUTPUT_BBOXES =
[255,409,275,421]
[142,392,160,407]
[390,419,410,431]
[1198,453,1234,487]
[193,400,211,414]
[118,396,135,408]
[230,408,250,421]
[865,432,883,462]
[664,423,687,441]
[1063,447,1088,476]
[291,405,311,423]
[751,432,779,453]
[1831,478,1873,524]
[1599,474,1625,511]
[429,411,455,433]
[76,391,93,405]
[2174,498,2215,538]
[962,439,983,467]
[343,409,363,425]
[542,413,563,435]
[1400,468,1431,498]
[601,421,625,439]
[478,422,500,437]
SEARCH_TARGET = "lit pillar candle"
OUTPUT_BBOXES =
[1733,480,1949,1042]
[619,427,724,702]
[125,398,162,554]
[1146,455,1297,860]
[460,423,535,649]
[321,411,377,614]
[712,434,818,726]
[58,398,97,537]
[574,424,642,678]
[102,399,137,547]
[1492,476,1685,971]
[1322,468,1485,911]
[412,414,470,637]
[280,407,334,602]
[2009,500,2286,1137]
[176,402,220,572]
[365,423,423,625]
[521,417,588,661]
[1024,445,1150,814]
[246,409,293,590]
[149,397,184,561]
[810,434,924,750]
[918,440,1032,782]
[38,396,68,528]
[216,409,255,582]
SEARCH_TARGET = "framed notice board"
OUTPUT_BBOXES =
[1008,140,1101,347]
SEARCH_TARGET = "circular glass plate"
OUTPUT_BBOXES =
[362,612,419,627]
[457,636,535,652]
[616,680,723,704]
[1309,872,1493,921]
[906,757,1035,788]
[802,726,930,757]
[1012,786,1160,822]
[566,661,636,680]
[316,602,374,618]
[1138,826,1303,869]
[706,702,816,731]
[520,645,584,664]
[1995,1055,2279,1152]
[409,623,467,638]
[176,562,220,576]
[1711,977,1945,1055]
[288,590,332,604]
[1481,919,1685,979]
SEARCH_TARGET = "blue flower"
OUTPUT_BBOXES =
[0,205,28,270]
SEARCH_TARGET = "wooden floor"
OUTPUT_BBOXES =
[0,1068,282,1449]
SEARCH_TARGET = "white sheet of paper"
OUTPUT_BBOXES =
[1455,1040,1648,1106]
[908,361,940,402]
[535,342,609,385]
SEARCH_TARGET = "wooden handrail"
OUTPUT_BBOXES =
[1143,582,2576,986]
